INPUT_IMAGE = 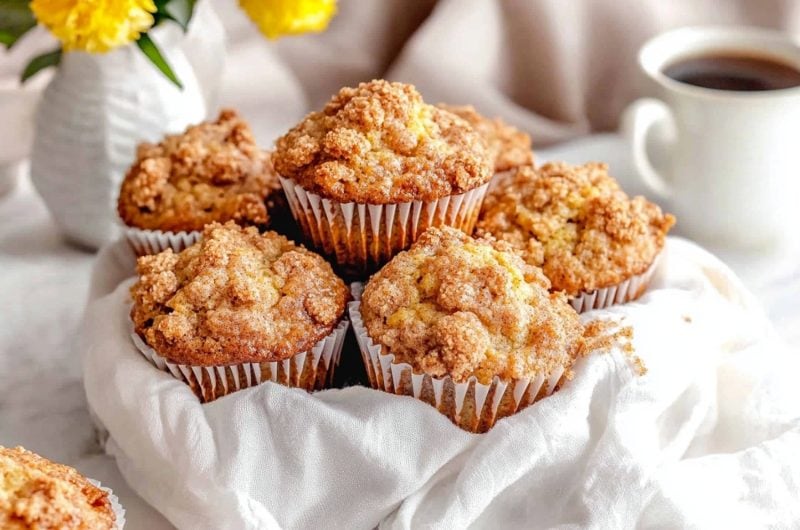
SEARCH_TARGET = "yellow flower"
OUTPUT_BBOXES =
[239,0,337,40]
[30,0,157,53]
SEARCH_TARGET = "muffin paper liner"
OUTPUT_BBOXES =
[122,225,201,256]
[348,284,565,433]
[279,177,490,275]
[569,254,660,313]
[131,319,349,403]
[88,480,126,529]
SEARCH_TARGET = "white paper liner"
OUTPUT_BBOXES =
[122,224,201,256]
[569,254,661,313]
[348,284,565,432]
[279,177,490,274]
[88,479,126,529]
[131,319,349,402]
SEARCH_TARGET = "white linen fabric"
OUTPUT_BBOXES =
[81,237,800,529]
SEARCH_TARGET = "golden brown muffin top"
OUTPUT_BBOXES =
[118,109,276,232]
[272,80,493,203]
[438,104,534,173]
[360,226,593,384]
[130,222,349,365]
[0,446,116,530]
[476,162,675,296]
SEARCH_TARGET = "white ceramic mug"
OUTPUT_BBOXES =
[622,26,800,251]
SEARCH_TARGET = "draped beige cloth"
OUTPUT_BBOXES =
[2,0,800,159]
[213,0,800,145]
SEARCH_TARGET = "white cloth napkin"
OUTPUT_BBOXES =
[81,238,800,529]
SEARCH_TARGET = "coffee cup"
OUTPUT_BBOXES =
[622,26,800,251]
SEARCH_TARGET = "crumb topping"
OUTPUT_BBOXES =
[118,109,277,232]
[438,104,534,173]
[476,163,675,295]
[360,226,594,384]
[130,222,349,365]
[0,446,115,530]
[272,80,493,203]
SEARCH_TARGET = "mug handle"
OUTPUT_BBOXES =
[620,98,675,199]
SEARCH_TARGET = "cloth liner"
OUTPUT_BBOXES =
[81,237,800,529]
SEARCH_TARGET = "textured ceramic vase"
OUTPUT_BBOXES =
[30,3,223,249]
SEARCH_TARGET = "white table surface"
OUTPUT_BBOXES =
[1,134,797,530]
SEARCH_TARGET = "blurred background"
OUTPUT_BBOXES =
[4,0,800,150]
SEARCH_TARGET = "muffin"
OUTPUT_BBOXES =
[129,221,350,402]
[476,162,675,312]
[437,104,534,175]
[0,446,122,529]
[273,79,493,276]
[349,226,599,432]
[118,109,280,255]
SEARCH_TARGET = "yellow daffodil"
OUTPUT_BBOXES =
[239,0,337,40]
[30,0,157,53]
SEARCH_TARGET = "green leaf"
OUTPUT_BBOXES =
[0,0,37,48]
[21,48,61,83]
[161,0,196,31]
[136,33,183,89]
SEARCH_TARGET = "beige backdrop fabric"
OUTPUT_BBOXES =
[211,0,800,145]
[2,0,800,159]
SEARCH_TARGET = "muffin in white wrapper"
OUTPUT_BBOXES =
[131,318,349,402]
[88,480,126,529]
[476,163,674,314]
[348,285,566,433]
[569,255,660,313]
[280,177,489,276]
[122,224,201,256]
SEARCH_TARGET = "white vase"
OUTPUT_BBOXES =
[30,6,223,249]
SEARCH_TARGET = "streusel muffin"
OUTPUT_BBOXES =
[0,446,120,530]
[130,221,349,402]
[118,109,279,255]
[273,79,493,276]
[349,226,598,432]
[437,104,534,174]
[476,162,675,312]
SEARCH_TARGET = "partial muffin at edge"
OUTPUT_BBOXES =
[272,79,493,203]
[437,104,534,173]
[130,221,349,366]
[360,226,587,385]
[0,446,116,530]
[476,162,675,296]
[118,109,276,232]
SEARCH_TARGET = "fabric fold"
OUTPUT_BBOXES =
[81,238,800,529]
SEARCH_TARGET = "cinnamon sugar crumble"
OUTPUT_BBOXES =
[0,446,115,530]
[118,109,277,232]
[438,104,534,172]
[130,222,349,365]
[580,320,645,376]
[476,162,675,295]
[272,80,493,203]
[361,226,637,385]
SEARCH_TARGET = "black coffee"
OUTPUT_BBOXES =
[663,52,800,91]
